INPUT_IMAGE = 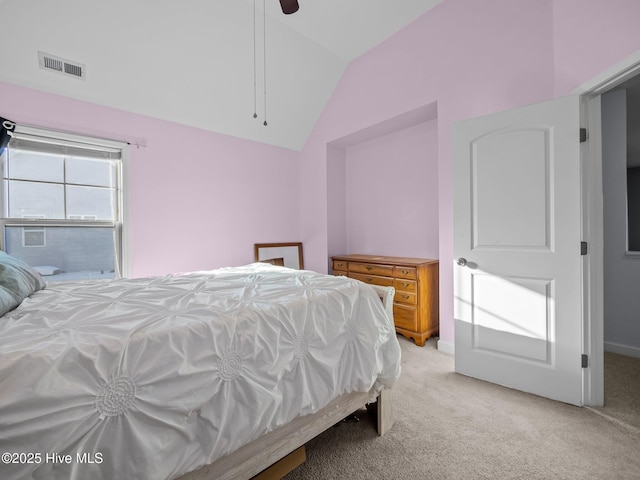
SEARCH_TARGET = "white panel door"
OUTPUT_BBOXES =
[453,95,583,406]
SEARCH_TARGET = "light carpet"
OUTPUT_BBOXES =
[284,337,640,479]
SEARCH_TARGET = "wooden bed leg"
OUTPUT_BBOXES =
[376,389,393,436]
[251,446,306,480]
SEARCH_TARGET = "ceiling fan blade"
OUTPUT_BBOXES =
[279,0,299,15]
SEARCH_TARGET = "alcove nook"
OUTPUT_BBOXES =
[326,103,440,270]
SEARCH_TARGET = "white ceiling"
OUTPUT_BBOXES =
[0,0,443,150]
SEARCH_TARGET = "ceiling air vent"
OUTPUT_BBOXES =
[38,51,86,80]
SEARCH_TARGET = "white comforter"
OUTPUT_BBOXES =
[0,263,401,480]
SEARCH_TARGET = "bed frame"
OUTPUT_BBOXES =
[178,285,396,480]
[179,388,391,480]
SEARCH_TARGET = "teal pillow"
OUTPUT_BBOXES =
[0,251,46,316]
[0,287,17,317]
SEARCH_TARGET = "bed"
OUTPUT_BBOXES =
[0,255,401,480]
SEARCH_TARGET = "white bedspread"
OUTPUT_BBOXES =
[0,263,401,480]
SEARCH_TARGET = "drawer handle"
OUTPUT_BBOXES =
[366,277,373,282]
[366,266,373,271]
[401,294,410,299]
[401,282,410,288]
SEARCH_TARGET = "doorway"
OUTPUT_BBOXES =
[597,74,640,429]
[601,76,640,358]
[450,52,640,407]
[579,51,640,407]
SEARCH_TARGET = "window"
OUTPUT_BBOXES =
[22,216,46,247]
[22,227,45,247]
[1,126,127,281]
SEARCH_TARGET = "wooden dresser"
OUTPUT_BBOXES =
[331,254,439,347]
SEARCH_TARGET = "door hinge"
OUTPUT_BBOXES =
[580,128,588,143]
[581,354,589,368]
[580,241,588,255]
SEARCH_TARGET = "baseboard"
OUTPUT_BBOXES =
[604,341,640,359]
[436,339,454,355]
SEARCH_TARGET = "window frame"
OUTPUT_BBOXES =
[0,125,130,279]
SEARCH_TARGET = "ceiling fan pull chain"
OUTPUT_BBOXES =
[263,0,268,126]
[252,1,299,126]
[252,0,257,119]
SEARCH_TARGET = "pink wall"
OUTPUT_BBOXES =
[345,119,439,258]
[553,0,640,96]
[300,0,640,347]
[0,81,300,278]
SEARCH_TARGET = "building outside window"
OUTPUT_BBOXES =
[0,126,128,281]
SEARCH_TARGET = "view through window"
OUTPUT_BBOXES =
[1,128,126,281]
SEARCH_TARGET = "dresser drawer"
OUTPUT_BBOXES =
[395,291,417,305]
[393,304,418,331]
[350,272,394,287]
[332,259,348,271]
[350,262,394,277]
[394,266,417,280]
[394,278,417,293]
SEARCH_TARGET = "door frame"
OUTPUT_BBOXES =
[576,50,640,406]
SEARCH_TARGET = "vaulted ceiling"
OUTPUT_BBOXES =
[0,0,443,150]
